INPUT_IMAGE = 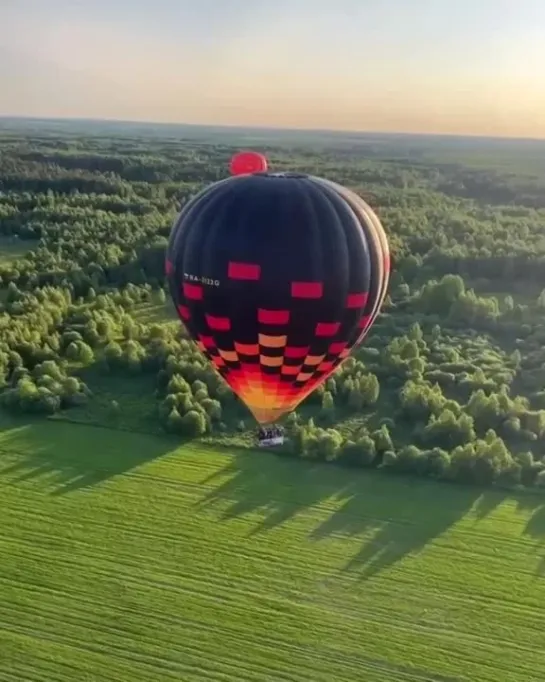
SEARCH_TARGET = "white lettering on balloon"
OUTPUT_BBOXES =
[183,273,220,287]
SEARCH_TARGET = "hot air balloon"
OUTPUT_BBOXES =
[165,152,390,426]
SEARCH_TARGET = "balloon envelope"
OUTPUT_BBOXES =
[166,170,390,424]
[229,151,268,176]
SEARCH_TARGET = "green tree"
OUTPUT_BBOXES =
[181,410,207,437]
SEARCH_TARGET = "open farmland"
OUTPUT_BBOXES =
[1,417,545,682]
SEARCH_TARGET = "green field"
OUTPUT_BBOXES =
[133,300,178,326]
[1,418,545,682]
[0,238,34,265]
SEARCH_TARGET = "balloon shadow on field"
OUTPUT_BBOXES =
[0,416,175,495]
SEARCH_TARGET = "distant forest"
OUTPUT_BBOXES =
[2,119,545,490]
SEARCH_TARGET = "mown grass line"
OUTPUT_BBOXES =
[1,417,545,681]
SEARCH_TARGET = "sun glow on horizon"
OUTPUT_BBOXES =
[1,0,545,139]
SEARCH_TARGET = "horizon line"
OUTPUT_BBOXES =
[1,114,544,145]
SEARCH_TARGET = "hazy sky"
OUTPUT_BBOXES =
[1,0,544,137]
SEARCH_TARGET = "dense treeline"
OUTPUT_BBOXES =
[2,125,545,491]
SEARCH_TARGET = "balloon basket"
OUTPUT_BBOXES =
[257,424,285,448]
[258,436,285,448]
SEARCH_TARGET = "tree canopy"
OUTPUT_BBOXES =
[2,122,545,490]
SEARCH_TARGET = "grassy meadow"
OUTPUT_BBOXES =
[1,417,545,682]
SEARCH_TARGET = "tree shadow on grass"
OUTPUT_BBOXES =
[515,494,545,577]
[0,415,175,495]
[310,476,490,580]
[195,451,360,536]
[471,487,508,521]
[195,451,498,579]
[198,452,545,580]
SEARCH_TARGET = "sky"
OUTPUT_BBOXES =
[1,0,544,138]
